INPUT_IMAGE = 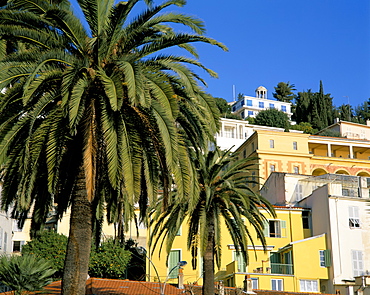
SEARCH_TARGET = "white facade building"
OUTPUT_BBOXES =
[0,211,13,255]
[231,86,293,120]
[262,172,370,295]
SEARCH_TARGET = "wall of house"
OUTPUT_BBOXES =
[327,197,370,286]
[0,212,13,254]
[291,234,329,291]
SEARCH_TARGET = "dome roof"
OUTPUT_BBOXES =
[256,86,267,91]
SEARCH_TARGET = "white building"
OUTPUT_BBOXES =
[318,119,370,140]
[231,86,293,120]
[215,118,288,151]
[262,172,370,295]
[0,211,13,255]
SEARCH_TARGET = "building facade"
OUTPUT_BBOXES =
[231,86,293,120]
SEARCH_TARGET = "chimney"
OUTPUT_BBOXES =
[219,281,225,295]
[178,267,184,289]
[243,275,256,294]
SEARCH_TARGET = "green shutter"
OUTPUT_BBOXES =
[324,249,331,267]
[168,250,180,279]
[280,220,287,238]
[263,220,269,237]
[270,252,281,263]
[233,252,246,272]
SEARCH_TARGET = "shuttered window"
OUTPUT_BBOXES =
[300,280,318,292]
[233,251,246,272]
[263,220,286,238]
[352,250,364,277]
[168,250,180,279]
[271,279,283,291]
[349,206,360,228]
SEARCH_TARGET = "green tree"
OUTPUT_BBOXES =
[0,0,225,293]
[273,82,296,103]
[89,239,131,279]
[22,231,131,280]
[254,108,290,129]
[0,255,56,295]
[353,100,370,124]
[290,122,318,134]
[22,231,68,279]
[336,104,354,122]
[294,81,334,130]
[150,148,275,295]
[215,97,231,115]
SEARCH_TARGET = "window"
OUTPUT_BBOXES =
[3,232,7,252]
[302,211,310,229]
[281,105,287,112]
[252,171,256,187]
[319,249,331,267]
[295,184,303,201]
[251,278,258,289]
[269,103,275,109]
[259,102,264,108]
[293,166,299,174]
[248,110,254,116]
[270,165,275,173]
[233,251,246,272]
[241,112,245,119]
[319,250,325,267]
[264,220,286,238]
[300,280,318,292]
[349,206,360,228]
[270,139,274,148]
[12,241,25,252]
[352,250,364,277]
[0,228,2,250]
[271,279,283,291]
[232,105,236,112]
[269,220,281,237]
[247,100,252,106]
[168,250,181,279]
[251,142,255,151]
[293,141,297,150]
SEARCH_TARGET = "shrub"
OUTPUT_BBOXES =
[22,230,67,278]
[0,255,56,295]
[89,239,131,279]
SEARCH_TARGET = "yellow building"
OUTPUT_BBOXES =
[147,206,329,293]
[237,129,370,189]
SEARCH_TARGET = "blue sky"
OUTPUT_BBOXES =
[71,0,370,108]
[173,0,370,108]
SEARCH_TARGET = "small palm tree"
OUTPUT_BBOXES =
[150,148,275,295]
[0,255,56,295]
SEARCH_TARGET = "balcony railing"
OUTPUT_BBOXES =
[270,263,293,275]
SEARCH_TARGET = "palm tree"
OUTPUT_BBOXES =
[0,0,226,294]
[150,148,275,295]
[0,255,56,295]
[273,82,296,103]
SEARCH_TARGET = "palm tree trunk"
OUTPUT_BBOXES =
[62,170,93,295]
[203,217,215,295]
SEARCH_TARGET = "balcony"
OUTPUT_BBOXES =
[270,263,293,275]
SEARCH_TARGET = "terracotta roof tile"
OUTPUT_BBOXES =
[1,279,336,295]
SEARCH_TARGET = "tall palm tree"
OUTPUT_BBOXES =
[150,148,275,295]
[0,0,226,294]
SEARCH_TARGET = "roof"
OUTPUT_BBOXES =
[1,278,336,295]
